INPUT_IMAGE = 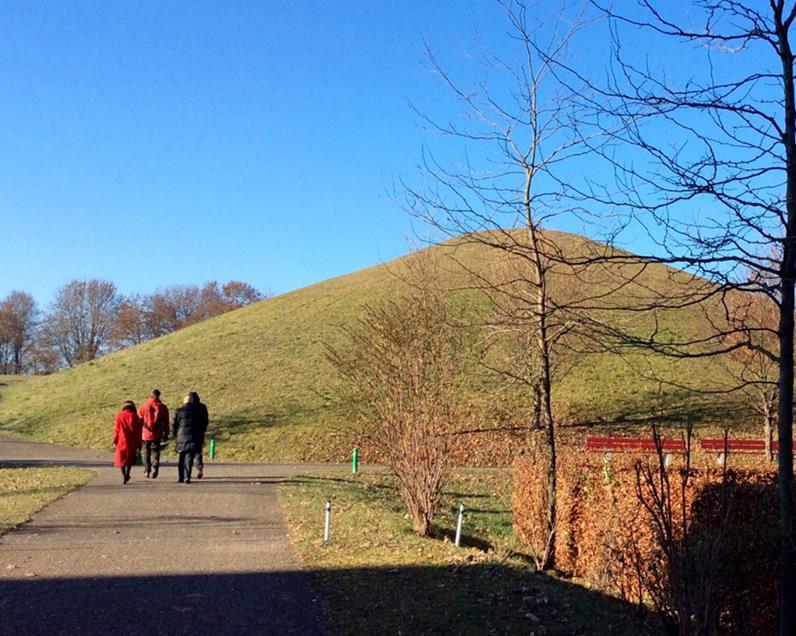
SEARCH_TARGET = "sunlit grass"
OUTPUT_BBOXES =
[0,467,94,533]
[0,233,745,463]
[280,469,652,635]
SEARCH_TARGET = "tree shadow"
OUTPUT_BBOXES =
[0,459,109,469]
[570,396,740,431]
[0,566,663,635]
[431,526,494,552]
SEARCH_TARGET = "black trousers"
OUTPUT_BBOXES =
[178,449,201,481]
[141,441,161,473]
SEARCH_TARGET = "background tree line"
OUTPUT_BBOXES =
[0,279,264,374]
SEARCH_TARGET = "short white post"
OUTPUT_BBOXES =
[323,501,331,544]
[454,503,464,547]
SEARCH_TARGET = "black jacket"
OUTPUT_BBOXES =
[172,403,209,452]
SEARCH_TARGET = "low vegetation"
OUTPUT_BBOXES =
[514,443,778,634]
[280,469,655,635]
[0,466,93,533]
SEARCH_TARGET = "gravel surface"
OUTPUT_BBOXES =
[0,435,330,635]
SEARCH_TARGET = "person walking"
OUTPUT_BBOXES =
[113,401,143,484]
[138,389,170,479]
[189,391,209,479]
[171,393,208,484]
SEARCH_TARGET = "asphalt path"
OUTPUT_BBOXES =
[0,434,334,635]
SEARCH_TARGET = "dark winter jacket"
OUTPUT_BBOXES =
[172,403,208,452]
[193,401,209,447]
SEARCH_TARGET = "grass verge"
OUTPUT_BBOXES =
[0,467,94,534]
[280,469,655,635]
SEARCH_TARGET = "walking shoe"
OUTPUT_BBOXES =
[123,474,130,484]
[145,471,151,478]
[151,468,158,479]
[185,478,192,484]
[196,467,203,479]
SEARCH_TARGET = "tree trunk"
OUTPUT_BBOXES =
[532,380,542,429]
[764,400,774,463]
[524,173,556,570]
[778,14,796,633]
[537,327,557,570]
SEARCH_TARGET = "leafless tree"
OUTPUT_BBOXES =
[555,2,796,630]
[145,285,202,336]
[144,281,264,338]
[483,252,590,430]
[326,252,470,536]
[0,291,37,374]
[720,292,779,460]
[221,280,264,307]
[27,332,61,375]
[43,279,122,367]
[112,294,149,350]
[402,0,624,568]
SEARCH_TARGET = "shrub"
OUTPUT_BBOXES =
[513,447,778,634]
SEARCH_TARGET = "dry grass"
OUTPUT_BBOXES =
[0,467,94,533]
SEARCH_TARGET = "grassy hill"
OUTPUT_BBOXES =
[0,232,741,463]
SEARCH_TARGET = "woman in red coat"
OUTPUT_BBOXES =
[114,401,143,484]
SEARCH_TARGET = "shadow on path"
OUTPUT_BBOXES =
[0,564,663,636]
[0,570,326,636]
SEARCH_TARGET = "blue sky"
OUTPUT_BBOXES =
[0,1,766,303]
[0,0,512,303]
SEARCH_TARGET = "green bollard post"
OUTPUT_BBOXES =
[352,447,359,474]
[209,436,216,460]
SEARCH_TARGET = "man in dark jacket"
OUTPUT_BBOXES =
[189,392,209,479]
[171,393,208,484]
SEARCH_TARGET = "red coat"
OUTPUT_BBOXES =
[138,397,170,441]
[114,408,143,467]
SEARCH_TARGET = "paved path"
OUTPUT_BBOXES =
[0,434,332,635]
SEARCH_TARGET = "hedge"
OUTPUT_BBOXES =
[513,446,779,634]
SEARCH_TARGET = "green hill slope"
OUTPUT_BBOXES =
[0,233,737,463]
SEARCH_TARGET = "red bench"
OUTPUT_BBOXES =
[585,436,686,465]
[699,438,781,463]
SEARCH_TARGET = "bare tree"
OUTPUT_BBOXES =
[0,291,37,374]
[28,332,61,375]
[145,285,201,336]
[557,2,796,629]
[0,311,11,374]
[326,252,469,536]
[221,280,264,307]
[721,292,779,460]
[112,294,149,350]
[43,279,122,367]
[144,281,264,339]
[483,252,589,430]
[403,0,622,568]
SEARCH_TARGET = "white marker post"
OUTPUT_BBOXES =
[454,503,464,547]
[323,501,331,544]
